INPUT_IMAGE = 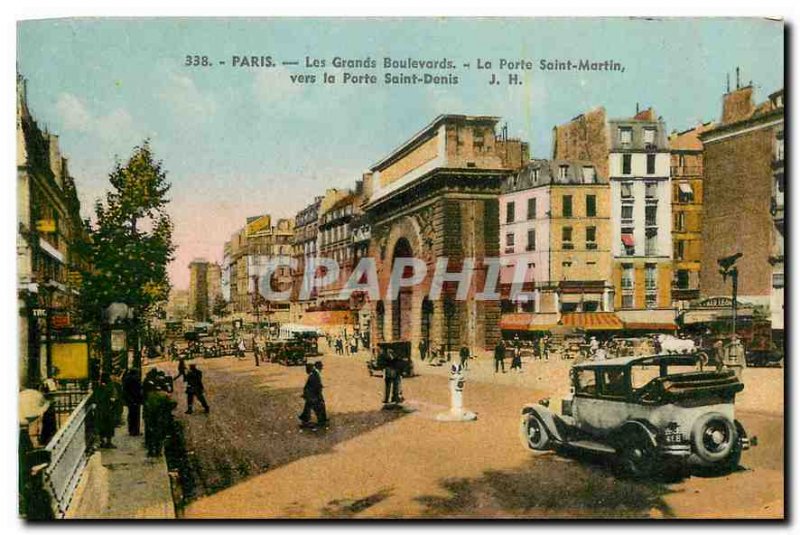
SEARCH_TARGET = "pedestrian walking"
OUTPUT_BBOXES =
[237,337,246,359]
[459,346,470,370]
[94,373,121,448]
[122,368,143,436]
[494,340,506,373]
[185,364,210,414]
[382,350,403,405]
[510,342,522,373]
[418,339,428,361]
[299,362,327,427]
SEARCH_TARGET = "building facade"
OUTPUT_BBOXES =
[499,159,613,322]
[699,84,784,338]
[553,107,675,330]
[669,122,714,308]
[188,258,211,322]
[17,75,88,387]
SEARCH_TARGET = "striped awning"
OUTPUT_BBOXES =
[560,312,624,331]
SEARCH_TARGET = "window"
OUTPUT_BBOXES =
[505,233,515,254]
[675,240,685,260]
[622,154,632,175]
[586,226,597,249]
[676,269,689,289]
[619,127,632,144]
[582,166,596,183]
[506,201,515,223]
[645,228,658,256]
[621,264,634,290]
[621,204,634,222]
[532,168,540,181]
[562,226,573,249]
[621,182,633,199]
[601,369,628,398]
[645,263,657,291]
[646,293,658,309]
[575,369,598,396]
[559,165,569,179]
[644,127,656,145]
[645,182,658,199]
[622,294,635,309]
[646,154,656,175]
[586,194,597,217]
[645,205,657,226]
[527,197,536,220]
[678,182,694,203]
[621,229,635,256]
[527,229,536,251]
[675,212,685,231]
[562,195,573,217]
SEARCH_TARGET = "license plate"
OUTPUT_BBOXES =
[665,433,684,444]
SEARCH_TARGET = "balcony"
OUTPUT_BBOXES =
[670,165,702,176]
[586,242,598,250]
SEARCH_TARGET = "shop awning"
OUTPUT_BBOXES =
[621,234,635,247]
[624,321,678,331]
[560,312,624,331]
[679,183,693,194]
[500,313,557,331]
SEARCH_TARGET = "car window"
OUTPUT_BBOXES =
[600,369,628,398]
[630,365,661,390]
[575,369,597,396]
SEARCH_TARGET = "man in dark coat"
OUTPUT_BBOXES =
[144,386,177,457]
[494,340,506,373]
[94,374,121,448]
[176,357,187,382]
[459,346,470,370]
[299,361,327,426]
[122,368,144,436]
[185,364,210,414]
[382,350,403,405]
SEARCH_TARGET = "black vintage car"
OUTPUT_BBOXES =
[367,341,415,378]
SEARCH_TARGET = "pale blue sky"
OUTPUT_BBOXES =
[17,18,783,288]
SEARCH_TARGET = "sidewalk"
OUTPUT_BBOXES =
[66,416,175,519]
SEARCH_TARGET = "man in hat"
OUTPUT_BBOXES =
[299,361,327,427]
[94,374,121,448]
[185,363,210,414]
[122,368,144,436]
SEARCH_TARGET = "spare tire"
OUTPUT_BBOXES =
[691,412,737,464]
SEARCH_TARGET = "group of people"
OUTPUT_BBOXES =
[92,359,211,458]
[327,332,364,356]
[493,338,527,373]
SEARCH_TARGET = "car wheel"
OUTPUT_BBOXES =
[521,413,551,451]
[619,431,656,478]
[691,412,737,465]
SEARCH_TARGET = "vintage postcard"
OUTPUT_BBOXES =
[16,17,784,520]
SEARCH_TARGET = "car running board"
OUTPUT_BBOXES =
[563,439,617,454]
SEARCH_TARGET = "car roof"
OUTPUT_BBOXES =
[573,353,700,369]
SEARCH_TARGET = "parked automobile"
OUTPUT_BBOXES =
[520,353,753,478]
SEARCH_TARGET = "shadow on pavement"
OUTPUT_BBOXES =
[174,367,409,503]
[319,488,395,518]
[415,453,675,519]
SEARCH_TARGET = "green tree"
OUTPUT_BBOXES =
[80,141,175,369]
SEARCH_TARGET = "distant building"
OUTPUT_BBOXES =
[165,289,190,321]
[188,258,211,322]
[290,196,323,321]
[668,121,714,308]
[699,83,784,342]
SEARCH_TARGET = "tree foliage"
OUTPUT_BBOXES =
[80,141,175,325]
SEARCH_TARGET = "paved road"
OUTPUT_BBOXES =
[153,351,783,519]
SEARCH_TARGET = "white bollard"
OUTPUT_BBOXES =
[437,363,477,422]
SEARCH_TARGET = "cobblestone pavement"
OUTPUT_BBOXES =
[151,349,783,519]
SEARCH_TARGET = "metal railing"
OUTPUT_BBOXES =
[43,392,94,518]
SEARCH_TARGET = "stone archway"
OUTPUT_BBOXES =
[377,215,427,347]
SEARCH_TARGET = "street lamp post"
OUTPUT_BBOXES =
[718,252,743,339]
